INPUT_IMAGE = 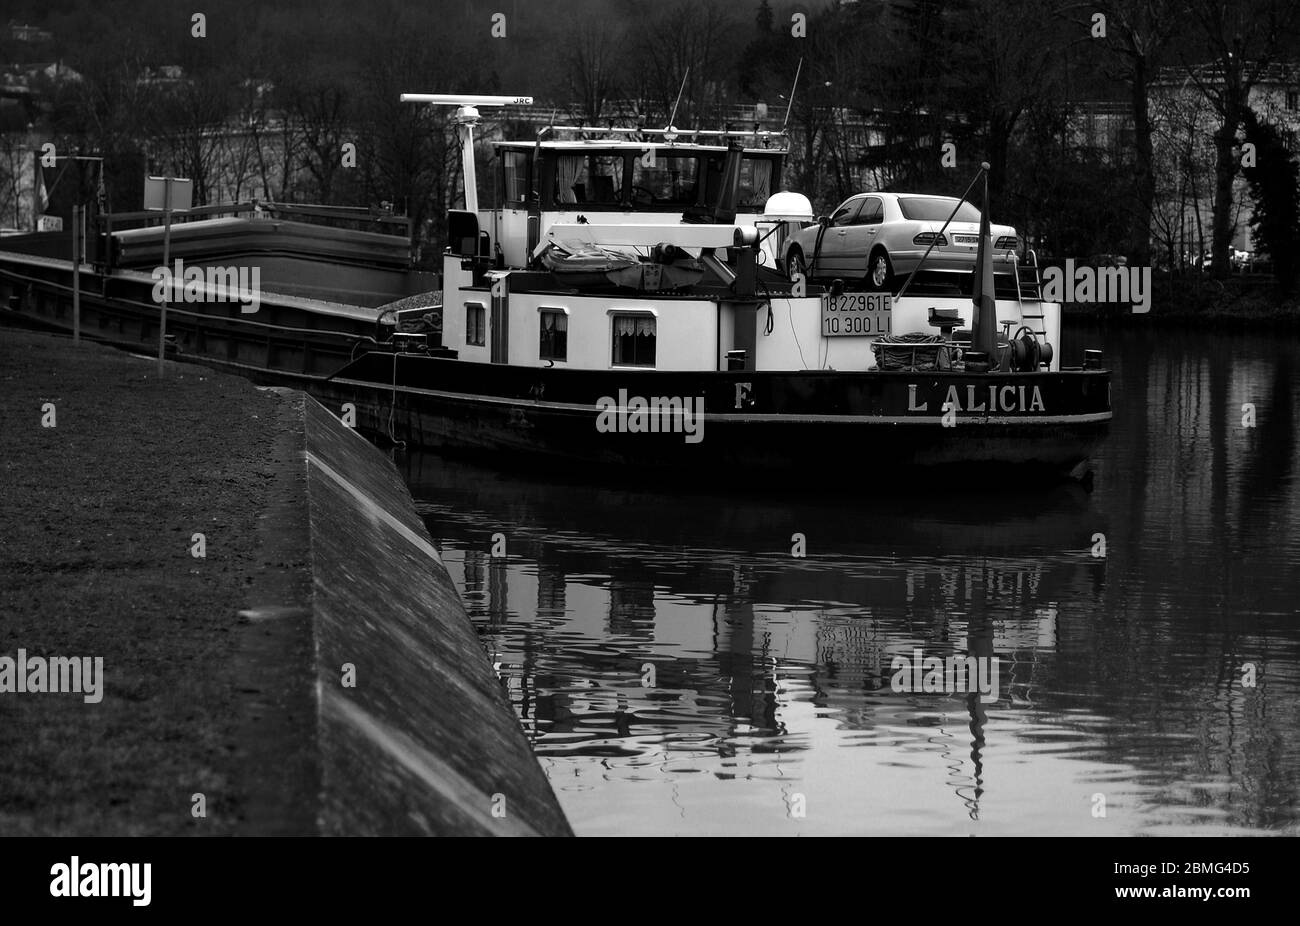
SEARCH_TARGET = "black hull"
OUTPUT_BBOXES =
[1,261,1110,482]
[347,393,1106,480]
[319,351,1110,480]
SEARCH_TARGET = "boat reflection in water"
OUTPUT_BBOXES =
[404,447,1294,836]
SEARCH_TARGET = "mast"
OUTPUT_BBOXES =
[971,168,999,363]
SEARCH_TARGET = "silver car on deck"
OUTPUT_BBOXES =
[781,192,1019,291]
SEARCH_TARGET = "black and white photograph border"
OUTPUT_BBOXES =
[0,0,1296,897]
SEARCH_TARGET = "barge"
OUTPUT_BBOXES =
[0,94,1110,483]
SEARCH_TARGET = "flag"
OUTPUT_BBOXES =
[971,171,998,362]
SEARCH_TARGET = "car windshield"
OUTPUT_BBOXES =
[898,197,982,223]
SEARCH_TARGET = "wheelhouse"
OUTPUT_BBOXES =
[482,139,786,266]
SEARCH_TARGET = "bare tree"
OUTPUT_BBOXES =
[959,0,1064,200]
[1082,0,1187,266]
[150,69,234,206]
[284,70,353,204]
[1182,0,1300,278]
[628,0,742,127]
[564,19,625,124]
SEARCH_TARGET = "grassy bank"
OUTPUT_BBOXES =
[1063,272,1300,327]
[0,329,284,834]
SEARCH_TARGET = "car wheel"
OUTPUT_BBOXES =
[786,248,807,281]
[867,249,893,292]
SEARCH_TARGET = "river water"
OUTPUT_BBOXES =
[404,324,1300,836]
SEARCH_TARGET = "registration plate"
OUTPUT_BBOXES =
[953,234,978,245]
[822,292,892,337]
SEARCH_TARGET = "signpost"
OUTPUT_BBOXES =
[72,205,81,345]
[144,176,193,375]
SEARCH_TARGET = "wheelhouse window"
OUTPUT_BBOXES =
[465,302,486,346]
[539,308,568,361]
[611,313,656,367]
[502,150,531,205]
[555,153,625,205]
[630,154,702,206]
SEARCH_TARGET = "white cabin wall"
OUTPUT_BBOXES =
[504,292,719,370]
[441,260,473,354]
[717,303,736,369]
[755,297,878,372]
[444,250,1062,373]
[753,296,1062,373]
[1040,302,1061,370]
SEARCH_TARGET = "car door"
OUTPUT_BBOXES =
[842,196,884,274]
[812,198,863,275]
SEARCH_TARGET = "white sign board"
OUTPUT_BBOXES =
[143,176,193,212]
[822,292,892,337]
[37,215,63,232]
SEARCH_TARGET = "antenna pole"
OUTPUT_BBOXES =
[782,58,804,133]
[668,67,690,131]
[455,107,481,214]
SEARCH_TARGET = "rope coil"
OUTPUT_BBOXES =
[870,332,954,371]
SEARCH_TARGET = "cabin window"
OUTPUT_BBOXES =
[611,314,656,367]
[631,155,701,206]
[503,150,530,204]
[555,154,624,206]
[539,308,568,361]
[465,302,486,346]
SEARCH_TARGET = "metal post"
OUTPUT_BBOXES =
[456,113,479,215]
[158,177,172,376]
[72,204,81,345]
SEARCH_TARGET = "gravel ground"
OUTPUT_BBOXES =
[0,329,284,834]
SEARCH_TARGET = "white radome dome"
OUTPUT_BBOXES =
[762,191,814,222]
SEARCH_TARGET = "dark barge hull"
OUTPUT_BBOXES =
[1,255,1110,481]
[319,350,1110,480]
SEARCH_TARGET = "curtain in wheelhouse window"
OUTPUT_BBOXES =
[555,156,583,204]
[739,158,774,209]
